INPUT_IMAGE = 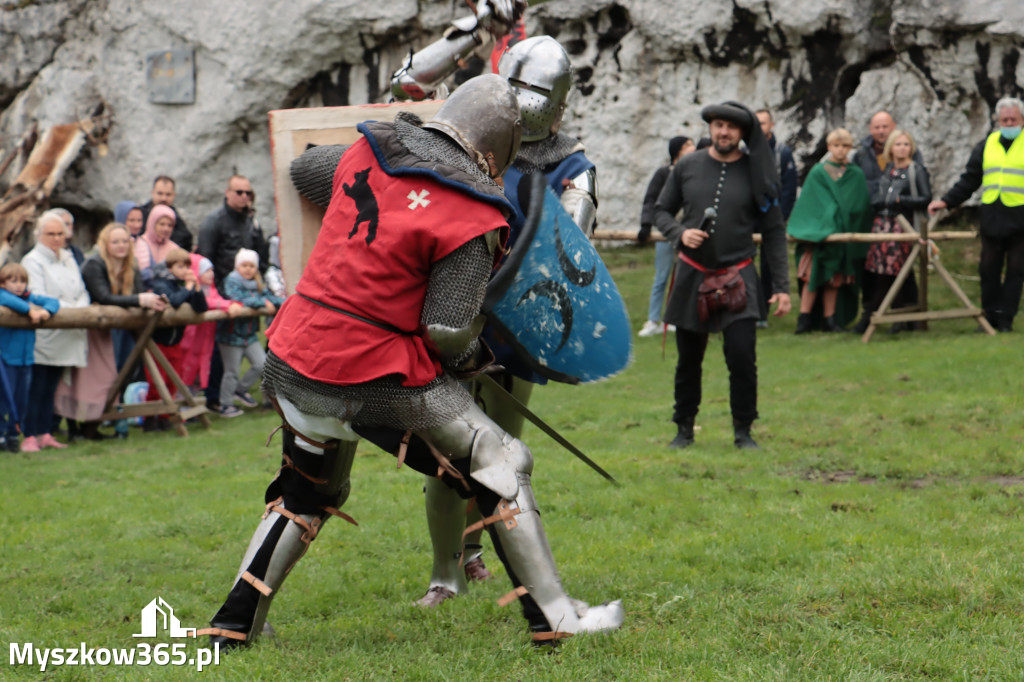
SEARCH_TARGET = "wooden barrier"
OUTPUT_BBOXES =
[859,215,993,340]
[592,229,978,243]
[592,219,990,341]
[0,303,275,436]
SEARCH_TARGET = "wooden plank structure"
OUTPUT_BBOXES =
[268,100,442,289]
[0,304,273,436]
[97,310,209,437]
[860,213,995,341]
[0,103,113,262]
[594,223,991,341]
[591,229,978,243]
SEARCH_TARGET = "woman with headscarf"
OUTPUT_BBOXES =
[19,210,91,451]
[114,200,145,241]
[134,204,182,285]
[57,223,167,440]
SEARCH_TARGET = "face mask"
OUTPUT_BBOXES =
[1001,126,1022,140]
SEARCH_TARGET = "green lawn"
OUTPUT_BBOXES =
[3,234,1022,681]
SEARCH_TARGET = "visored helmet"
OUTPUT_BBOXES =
[423,73,523,178]
[498,36,573,142]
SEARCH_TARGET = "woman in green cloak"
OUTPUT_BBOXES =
[786,128,872,332]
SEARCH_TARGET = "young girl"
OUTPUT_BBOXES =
[787,128,872,333]
[216,249,284,417]
[144,248,208,430]
[0,264,60,452]
[179,255,242,398]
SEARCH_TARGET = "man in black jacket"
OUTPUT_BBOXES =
[197,174,269,411]
[197,174,269,296]
[637,135,693,337]
[140,175,193,252]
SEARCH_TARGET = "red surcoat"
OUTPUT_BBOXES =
[268,136,507,387]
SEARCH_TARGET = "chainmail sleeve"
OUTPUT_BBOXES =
[290,144,347,208]
[422,234,495,369]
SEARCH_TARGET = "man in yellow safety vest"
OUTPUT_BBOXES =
[929,97,1024,332]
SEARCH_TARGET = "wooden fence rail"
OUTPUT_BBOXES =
[0,304,276,436]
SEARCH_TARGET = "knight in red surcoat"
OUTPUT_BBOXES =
[204,74,623,649]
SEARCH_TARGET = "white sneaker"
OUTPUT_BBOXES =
[638,320,661,337]
[667,324,676,332]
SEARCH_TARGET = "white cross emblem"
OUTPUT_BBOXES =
[407,189,431,210]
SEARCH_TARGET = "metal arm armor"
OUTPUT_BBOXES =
[561,168,598,237]
[290,144,347,208]
[390,0,527,102]
[391,29,485,102]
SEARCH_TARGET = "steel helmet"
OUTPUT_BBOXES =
[423,73,523,178]
[498,36,573,142]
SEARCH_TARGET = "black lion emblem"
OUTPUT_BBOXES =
[343,167,379,246]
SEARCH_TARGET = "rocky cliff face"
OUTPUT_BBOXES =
[1,0,1022,239]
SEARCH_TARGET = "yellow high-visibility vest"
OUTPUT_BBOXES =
[981,131,1024,207]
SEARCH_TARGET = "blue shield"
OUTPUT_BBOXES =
[486,183,632,384]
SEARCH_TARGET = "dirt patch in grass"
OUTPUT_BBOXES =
[794,470,1024,488]
[984,475,1024,487]
[800,469,877,484]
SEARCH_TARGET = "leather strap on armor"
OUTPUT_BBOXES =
[241,571,273,597]
[194,627,246,641]
[497,585,529,607]
[462,499,521,538]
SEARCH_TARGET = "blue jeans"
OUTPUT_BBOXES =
[0,361,31,439]
[646,240,675,322]
[25,364,63,437]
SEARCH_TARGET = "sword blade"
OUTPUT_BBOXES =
[475,373,619,486]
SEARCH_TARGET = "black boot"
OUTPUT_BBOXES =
[733,420,760,449]
[207,434,356,649]
[849,315,870,334]
[794,313,813,335]
[82,421,115,440]
[822,315,845,333]
[668,418,695,449]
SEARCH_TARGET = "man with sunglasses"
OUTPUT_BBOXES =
[198,175,271,413]
[198,175,269,297]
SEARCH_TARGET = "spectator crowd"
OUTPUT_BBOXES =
[638,96,1024,338]
[0,173,286,452]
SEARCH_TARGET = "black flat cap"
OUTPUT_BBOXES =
[700,102,753,132]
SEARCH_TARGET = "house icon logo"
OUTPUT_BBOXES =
[132,597,197,638]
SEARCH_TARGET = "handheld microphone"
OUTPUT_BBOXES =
[696,206,717,232]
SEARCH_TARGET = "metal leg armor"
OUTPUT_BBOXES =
[416,401,623,639]
[206,423,357,648]
[419,475,471,604]
[418,373,532,604]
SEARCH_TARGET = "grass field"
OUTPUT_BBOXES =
[2,233,1023,681]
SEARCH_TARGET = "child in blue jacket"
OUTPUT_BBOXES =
[216,249,284,417]
[0,263,60,452]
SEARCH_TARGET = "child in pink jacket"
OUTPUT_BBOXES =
[179,255,242,394]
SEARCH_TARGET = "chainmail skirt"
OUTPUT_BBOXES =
[262,349,474,432]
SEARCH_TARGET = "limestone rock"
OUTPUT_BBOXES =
[1,0,1021,240]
